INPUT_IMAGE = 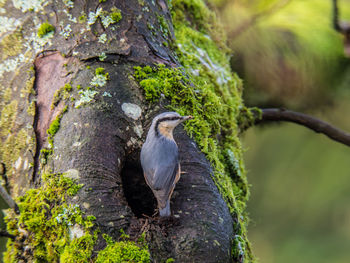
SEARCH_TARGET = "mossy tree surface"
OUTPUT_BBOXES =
[0,0,252,262]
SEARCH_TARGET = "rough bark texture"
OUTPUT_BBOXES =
[0,0,240,262]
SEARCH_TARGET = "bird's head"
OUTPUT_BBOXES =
[153,112,192,139]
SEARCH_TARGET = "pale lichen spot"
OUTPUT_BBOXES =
[63,169,80,180]
[14,156,22,170]
[98,33,107,44]
[59,23,72,39]
[69,224,85,240]
[127,137,137,147]
[23,158,29,170]
[73,141,82,147]
[0,16,22,34]
[108,221,114,227]
[102,91,112,97]
[75,89,98,108]
[213,240,221,247]
[121,103,142,120]
[133,125,143,138]
[12,0,48,13]
[83,202,90,209]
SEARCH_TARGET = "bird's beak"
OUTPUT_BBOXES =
[182,115,193,121]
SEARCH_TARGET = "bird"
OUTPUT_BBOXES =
[140,112,192,217]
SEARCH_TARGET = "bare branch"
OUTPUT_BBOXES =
[0,184,19,214]
[249,108,350,147]
[0,229,15,239]
[332,0,342,32]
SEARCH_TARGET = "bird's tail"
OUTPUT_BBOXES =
[159,200,171,217]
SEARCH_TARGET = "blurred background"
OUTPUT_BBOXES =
[213,0,350,262]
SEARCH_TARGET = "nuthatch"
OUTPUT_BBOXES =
[141,112,192,217]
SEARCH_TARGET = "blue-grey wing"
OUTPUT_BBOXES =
[152,160,179,191]
[141,138,179,198]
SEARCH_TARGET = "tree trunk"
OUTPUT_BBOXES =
[0,0,252,262]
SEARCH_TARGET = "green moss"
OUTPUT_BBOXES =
[4,173,96,262]
[27,101,36,116]
[47,117,61,137]
[95,67,106,75]
[90,67,109,87]
[134,0,254,261]
[64,83,73,92]
[0,0,6,8]
[95,234,150,263]
[1,87,12,103]
[37,22,55,38]
[171,0,214,33]
[237,106,262,131]
[60,231,98,263]
[40,148,52,165]
[0,129,32,181]
[0,93,34,184]
[171,0,227,48]
[157,14,170,37]
[110,7,122,23]
[78,13,87,23]
[52,84,72,109]
[0,100,18,136]
[46,106,67,147]
[24,76,36,95]
[0,30,23,59]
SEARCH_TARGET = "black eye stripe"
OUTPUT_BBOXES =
[154,116,182,136]
[158,116,182,122]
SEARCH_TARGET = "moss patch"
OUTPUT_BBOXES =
[51,83,72,109]
[0,30,23,59]
[4,173,96,262]
[47,106,67,140]
[96,233,150,263]
[0,100,18,137]
[110,7,122,23]
[37,22,55,38]
[0,128,32,178]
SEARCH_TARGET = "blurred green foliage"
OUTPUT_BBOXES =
[243,101,350,262]
[216,0,350,109]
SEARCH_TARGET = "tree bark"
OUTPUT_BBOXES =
[0,0,239,262]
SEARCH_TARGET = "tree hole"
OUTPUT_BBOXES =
[121,151,157,218]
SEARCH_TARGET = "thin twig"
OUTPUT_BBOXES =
[251,108,350,147]
[0,184,20,214]
[0,229,15,239]
[332,0,342,32]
